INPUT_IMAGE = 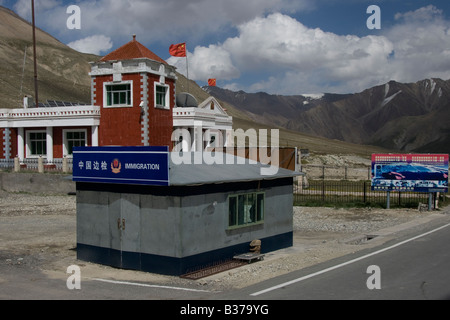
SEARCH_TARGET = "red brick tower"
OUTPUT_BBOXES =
[90,35,177,149]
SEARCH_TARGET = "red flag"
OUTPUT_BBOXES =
[169,43,186,57]
[208,79,216,87]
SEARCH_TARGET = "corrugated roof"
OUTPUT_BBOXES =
[100,35,167,64]
[169,152,303,186]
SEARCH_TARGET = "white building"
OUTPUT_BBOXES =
[0,36,233,166]
[172,95,233,152]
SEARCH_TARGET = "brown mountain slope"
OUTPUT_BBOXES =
[0,6,97,108]
[205,78,450,154]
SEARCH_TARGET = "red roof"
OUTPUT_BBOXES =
[100,35,167,64]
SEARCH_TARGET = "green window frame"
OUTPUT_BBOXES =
[66,131,86,155]
[228,192,265,228]
[155,84,168,108]
[106,83,131,106]
[29,132,47,156]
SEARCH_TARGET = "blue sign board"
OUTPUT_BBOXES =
[73,146,170,186]
[371,154,449,193]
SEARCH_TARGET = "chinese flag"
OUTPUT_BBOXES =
[169,43,186,57]
[208,79,216,86]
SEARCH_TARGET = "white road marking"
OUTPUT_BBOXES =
[90,278,216,293]
[251,223,450,296]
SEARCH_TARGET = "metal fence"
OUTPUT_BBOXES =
[294,180,446,208]
[302,164,371,181]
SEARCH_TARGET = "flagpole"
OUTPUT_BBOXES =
[185,44,189,93]
[31,0,39,107]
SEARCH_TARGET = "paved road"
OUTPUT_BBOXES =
[0,267,217,300]
[2,212,450,302]
[218,216,450,300]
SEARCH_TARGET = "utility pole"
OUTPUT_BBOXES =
[31,0,39,107]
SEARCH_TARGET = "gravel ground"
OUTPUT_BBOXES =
[0,191,75,217]
[0,190,446,293]
[293,206,428,234]
[204,206,439,290]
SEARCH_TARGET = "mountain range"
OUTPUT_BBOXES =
[204,78,450,154]
[0,5,448,155]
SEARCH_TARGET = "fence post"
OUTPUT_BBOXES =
[14,157,20,172]
[386,191,390,209]
[435,192,439,209]
[38,156,44,173]
[322,180,325,203]
[62,156,68,173]
[428,193,433,211]
[363,181,367,203]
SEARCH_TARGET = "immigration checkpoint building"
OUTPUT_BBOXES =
[0,36,301,276]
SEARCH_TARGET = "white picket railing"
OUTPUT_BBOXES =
[0,157,73,173]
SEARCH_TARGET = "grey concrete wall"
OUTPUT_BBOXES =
[139,195,182,257]
[77,190,110,249]
[179,192,229,256]
[0,172,75,195]
[77,190,183,257]
[179,184,293,257]
[77,183,293,259]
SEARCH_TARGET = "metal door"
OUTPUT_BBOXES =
[109,193,141,269]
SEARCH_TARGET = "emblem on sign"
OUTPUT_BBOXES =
[111,159,121,174]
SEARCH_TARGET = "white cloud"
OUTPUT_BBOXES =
[222,82,242,92]
[167,44,240,81]
[185,13,394,94]
[14,0,62,19]
[188,7,450,94]
[13,0,311,49]
[384,5,450,83]
[224,13,394,72]
[394,4,443,23]
[67,35,113,55]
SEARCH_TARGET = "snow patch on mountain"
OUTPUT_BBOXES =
[381,90,402,107]
[384,83,389,98]
[302,93,324,100]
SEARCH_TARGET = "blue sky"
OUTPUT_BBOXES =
[2,0,450,95]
